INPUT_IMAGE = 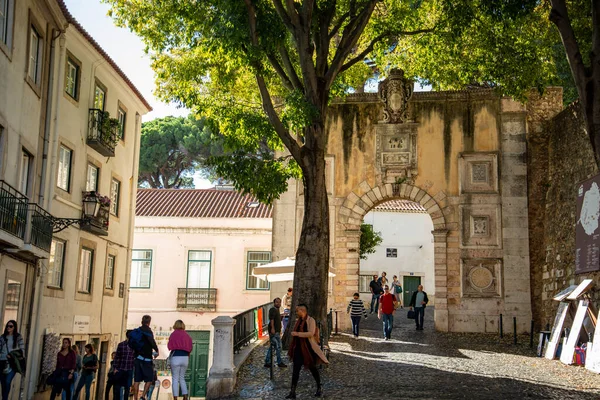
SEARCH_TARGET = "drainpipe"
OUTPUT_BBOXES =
[120,112,142,338]
[25,31,66,400]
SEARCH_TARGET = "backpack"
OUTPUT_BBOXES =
[128,327,149,353]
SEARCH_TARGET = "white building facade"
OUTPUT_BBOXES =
[128,188,272,397]
[359,200,435,306]
[0,1,150,399]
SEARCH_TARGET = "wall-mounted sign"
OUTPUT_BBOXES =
[119,283,125,298]
[576,174,600,273]
[73,315,90,334]
[386,248,397,258]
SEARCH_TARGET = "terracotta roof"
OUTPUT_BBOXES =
[56,1,153,112]
[373,199,427,213]
[136,189,272,218]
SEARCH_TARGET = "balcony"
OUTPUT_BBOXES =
[0,181,28,246]
[177,288,217,312]
[26,205,53,253]
[87,109,119,157]
[79,192,110,236]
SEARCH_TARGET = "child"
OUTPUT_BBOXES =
[347,292,368,338]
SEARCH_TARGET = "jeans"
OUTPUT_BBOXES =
[113,369,134,400]
[350,316,361,337]
[73,374,94,400]
[62,372,79,400]
[282,314,290,334]
[49,375,72,400]
[265,335,283,365]
[0,366,16,400]
[415,307,425,329]
[171,356,189,396]
[382,313,394,339]
[370,294,380,313]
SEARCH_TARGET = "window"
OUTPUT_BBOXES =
[65,57,79,99]
[78,248,93,294]
[19,150,31,196]
[57,145,72,192]
[86,164,99,192]
[28,26,42,85]
[94,84,105,110]
[48,239,65,288]
[0,0,14,48]
[187,251,211,289]
[386,248,397,258]
[110,178,120,216]
[246,251,271,290]
[105,255,115,290]
[130,250,152,288]
[117,107,126,139]
[359,275,372,293]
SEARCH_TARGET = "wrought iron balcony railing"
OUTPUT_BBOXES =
[87,109,119,157]
[177,288,217,311]
[0,181,28,240]
[27,204,53,252]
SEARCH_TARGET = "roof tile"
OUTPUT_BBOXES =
[373,199,427,213]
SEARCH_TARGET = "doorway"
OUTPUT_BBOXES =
[95,341,109,400]
[403,276,421,306]
[184,331,210,397]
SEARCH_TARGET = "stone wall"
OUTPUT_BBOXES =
[530,101,600,328]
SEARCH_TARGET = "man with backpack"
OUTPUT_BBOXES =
[129,315,158,400]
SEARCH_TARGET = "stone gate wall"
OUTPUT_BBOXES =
[528,101,600,328]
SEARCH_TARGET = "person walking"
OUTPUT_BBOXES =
[409,285,429,330]
[49,338,76,400]
[369,275,383,314]
[264,298,287,368]
[167,320,193,400]
[346,293,368,338]
[113,331,135,400]
[73,344,98,400]
[104,352,117,400]
[285,304,329,399]
[63,345,82,400]
[281,288,293,333]
[378,285,398,340]
[130,315,158,400]
[391,276,403,308]
[0,320,25,400]
[378,272,389,289]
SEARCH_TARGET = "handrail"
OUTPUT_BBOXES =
[233,302,271,354]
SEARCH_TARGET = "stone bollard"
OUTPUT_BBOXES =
[206,316,237,399]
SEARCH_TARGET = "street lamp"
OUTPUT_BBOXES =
[52,194,102,233]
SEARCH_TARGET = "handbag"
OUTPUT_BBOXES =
[166,352,172,370]
[407,310,416,320]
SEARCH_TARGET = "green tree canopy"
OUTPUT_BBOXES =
[138,115,222,188]
[360,223,383,260]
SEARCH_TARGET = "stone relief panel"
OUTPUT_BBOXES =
[375,123,419,183]
[462,258,502,298]
[460,204,502,248]
[378,68,414,124]
[459,153,499,194]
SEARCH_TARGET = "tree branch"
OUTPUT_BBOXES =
[266,53,295,90]
[272,0,296,33]
[593,0,600,62]
[549,0,587,95]
[279,45,304,90]
[329,11,349,40]
[325,0,377,88]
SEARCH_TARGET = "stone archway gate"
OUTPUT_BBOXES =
[272,70,546,333]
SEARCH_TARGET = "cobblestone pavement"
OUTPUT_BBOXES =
[229,307,600,399]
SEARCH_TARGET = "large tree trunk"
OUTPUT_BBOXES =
[283,124,330,347]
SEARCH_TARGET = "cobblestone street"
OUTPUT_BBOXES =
[230,307,600,399]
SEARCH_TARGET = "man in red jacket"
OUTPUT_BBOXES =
[379,285,398,340]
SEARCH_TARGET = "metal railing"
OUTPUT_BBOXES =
[177,288,217,311]
[233,302,270,353]
[0,181,28,240]
[88,109,118,156]
[28,204,53,252]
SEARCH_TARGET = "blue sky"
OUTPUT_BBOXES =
[63,0,188,122]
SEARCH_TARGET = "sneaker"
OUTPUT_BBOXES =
[278,363,288,368]
[264,363,272,368]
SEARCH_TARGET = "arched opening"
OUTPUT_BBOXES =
[359,199,435,316]
[334,182,449,332]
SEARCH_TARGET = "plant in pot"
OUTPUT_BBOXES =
[100,111,120,147]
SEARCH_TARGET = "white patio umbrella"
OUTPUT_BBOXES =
[252,257,335,282]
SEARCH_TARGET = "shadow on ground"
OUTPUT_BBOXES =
[228,307,600,399]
